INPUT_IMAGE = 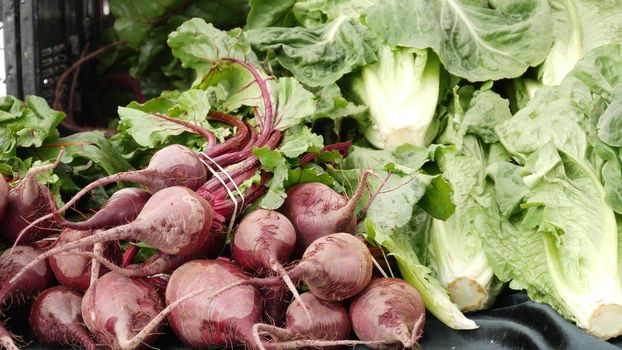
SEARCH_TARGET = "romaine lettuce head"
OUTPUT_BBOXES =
[485,43,622,339]
[351,46,441,150]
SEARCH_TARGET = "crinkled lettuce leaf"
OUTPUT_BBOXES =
[540,0,622,86]
[485,43,622,339]
[246,16,378,87]
[365,0,553,81]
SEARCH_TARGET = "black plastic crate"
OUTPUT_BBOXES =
[2,0,103,104]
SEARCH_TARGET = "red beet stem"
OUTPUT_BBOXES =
[221,57,275,147]
[151,113,217,149]
[206,111,250,157]
[299,141,353,166]
[122,245,139,267]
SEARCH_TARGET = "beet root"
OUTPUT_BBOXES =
[29,286,96,350]
[81,272,164,350]
[59,188,150,230]
[0,159,62,243]
[165,259,262,348]
[261,285,291,326]
[281,170,374,254]
[16,144,207,241]
[0,326,19,350]
[0,246,55,305]
[288,232,373,302]
[350,278,426,349]
[9,186,214,287]
[49,229,119,291]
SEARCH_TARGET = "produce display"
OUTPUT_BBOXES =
[1,0,622,349]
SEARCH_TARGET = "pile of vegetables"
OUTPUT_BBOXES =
[2,0,622,348]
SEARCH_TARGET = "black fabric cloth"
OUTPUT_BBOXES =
[418,292,622,350]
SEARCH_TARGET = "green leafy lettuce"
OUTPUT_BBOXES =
[365,0,553,81]
[427,88,512,312]
[540,0,622,86]
[349,46,441,150]
[246,16,378,87]
[484,43,622,339]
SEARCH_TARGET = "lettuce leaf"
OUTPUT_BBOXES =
[485,43,622,339]
[365,0,553,81]
[540,0,622,86]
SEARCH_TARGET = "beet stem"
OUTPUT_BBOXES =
[62,45,88,132]
[206,111,250,157]
[21,147,65,205]
[151,113,217,148]
[53,41,125,111]
[122,245,139,267]
[221,58,274,147]
[360,171,391,219]
[343,169,379,216]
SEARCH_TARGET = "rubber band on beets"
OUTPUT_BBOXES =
[199,152,245,235]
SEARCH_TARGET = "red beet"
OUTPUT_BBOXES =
[232,209,296,273]
[288,232,373,302]
[0,246,55,303]
[49,229,119,291]
[0,160,62,243]
[349,278,426,349]
[0,246,55,350]
[9,186,214,288]
[29,287,96,350]
[281,170,374,253]
[59,188,150,230]
[165,259,262,348]
[81,272,164,349]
